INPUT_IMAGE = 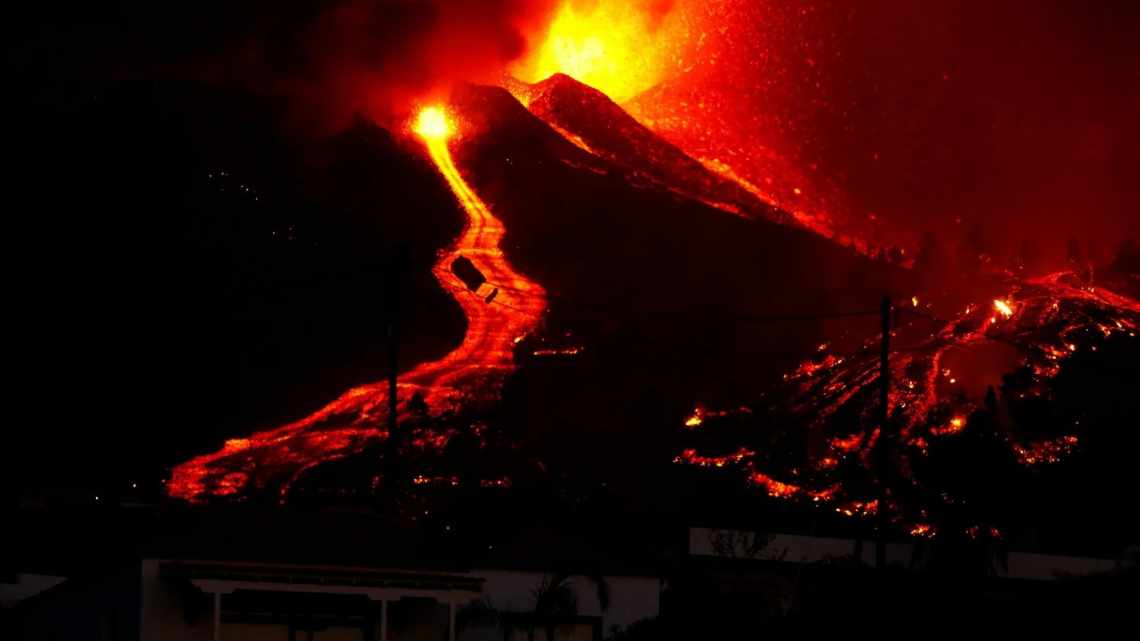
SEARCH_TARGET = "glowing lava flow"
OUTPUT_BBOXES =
[413,107,547,383]
[674,270,1140,532]
[167,107,545,502]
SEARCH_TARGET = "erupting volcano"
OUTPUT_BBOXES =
[165,0,1139,539]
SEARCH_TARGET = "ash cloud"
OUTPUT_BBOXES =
[214,0,563,131]
[11,1,562,133]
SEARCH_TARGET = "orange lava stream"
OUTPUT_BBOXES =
[166,111,545,502]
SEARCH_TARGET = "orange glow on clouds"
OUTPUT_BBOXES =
[512,0,691,103]
[510,1,864,249]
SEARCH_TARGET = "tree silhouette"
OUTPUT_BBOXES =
[1067,236,1085,266]
[961,222,988,271]
[1014,237,1040,274]
[528,572,611,641]
[915,231,940,277]
[1112,238,1139,273]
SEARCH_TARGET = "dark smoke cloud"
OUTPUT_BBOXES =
[10,1,561,132]
[228,0,562,131]
[625,0,1138,262]
[776,0,1140,261]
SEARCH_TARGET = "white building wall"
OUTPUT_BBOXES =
[688,527,1124,580]
[137,560,660,640]
[140,559,213,641]
[472,569,660,633]
[0,573,67,607]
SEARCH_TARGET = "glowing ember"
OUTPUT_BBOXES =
[829,433,864,454]
[531,347,583,357]
[683,408,703,428]
[749,471,800,499]
[1014,435,1080,465]
[835,499,878,518]
[677,269,1139,530]
[411,474,460,487]
[965,525,1003,541]
[909,523,937,539]
[993,299,1014,319]
[931,416,967,437]
[674,448,754,468]
[682,404,751,429]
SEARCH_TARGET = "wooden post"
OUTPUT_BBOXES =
[876,296,891,570]
[448,601,456,641]
[386,251,402,440]
[213,592,221,641]
[379,600,387,641]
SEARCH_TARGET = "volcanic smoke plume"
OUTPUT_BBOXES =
[158,0,559,133]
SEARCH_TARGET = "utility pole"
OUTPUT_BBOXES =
[876,295,891,570]
[385,246,406,442]
[377,245,408,511]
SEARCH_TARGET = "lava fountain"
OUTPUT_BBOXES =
[508,0,865,249]
[167,106,546,502]
[509,0,692,103]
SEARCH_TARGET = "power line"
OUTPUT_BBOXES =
[486,280,882,323]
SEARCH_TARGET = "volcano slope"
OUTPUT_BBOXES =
[451,79,1140,548]
[11,80,468,498]
[159,77,908,503]
[443,82,909,486]
[510,73,787,224]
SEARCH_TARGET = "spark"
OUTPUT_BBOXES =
[684,408,703,428]
[932,416,966,436]
[993,299,1014,319]
[909,523,936,539]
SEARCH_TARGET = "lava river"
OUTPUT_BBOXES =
[167,107,546,502]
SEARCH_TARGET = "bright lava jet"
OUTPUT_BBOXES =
[414,106,453,140]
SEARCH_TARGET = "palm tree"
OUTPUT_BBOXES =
[527,571,610,641]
